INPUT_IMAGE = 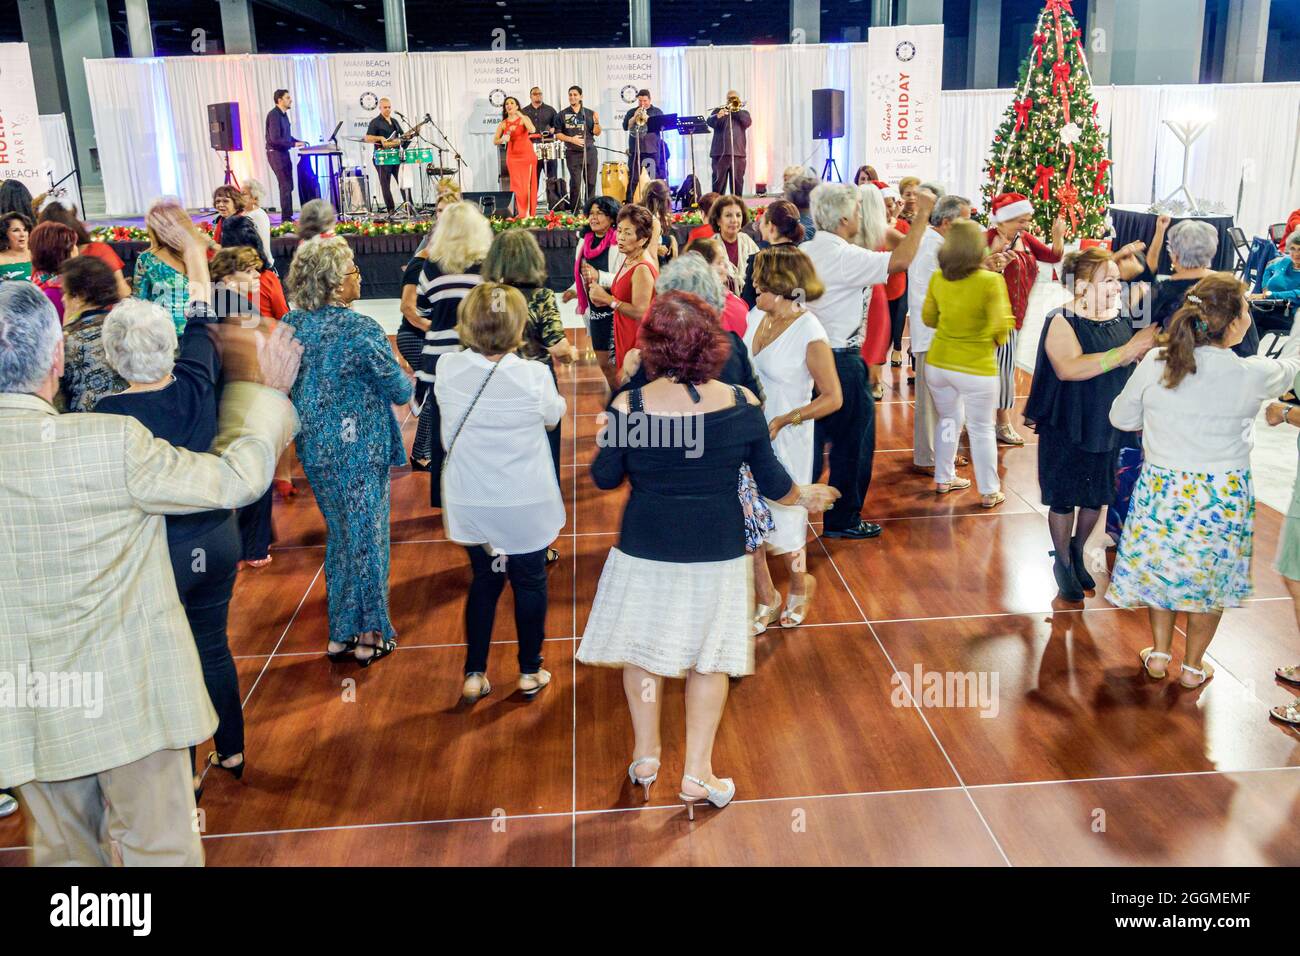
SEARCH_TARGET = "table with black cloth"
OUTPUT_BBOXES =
[107,224,704,300]
[1109,204,1236,276]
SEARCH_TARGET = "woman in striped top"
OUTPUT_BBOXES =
[411,202,492,502]
[983,192,1065,445]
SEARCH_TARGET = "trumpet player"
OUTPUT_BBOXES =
[707,90,751,196]
[622,89,665,202]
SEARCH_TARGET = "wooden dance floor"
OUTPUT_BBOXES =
[5,331,1300,867]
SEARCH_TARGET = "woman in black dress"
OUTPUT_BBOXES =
[576,291,838,818]
[1024,248,1158,601]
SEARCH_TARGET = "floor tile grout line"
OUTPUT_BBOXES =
[570,359,579,867]
[810,529,1013,867]
[240,563,324,710]
[43,762,1300,848]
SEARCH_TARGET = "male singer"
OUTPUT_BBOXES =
[707,91,751,195]
[363,98,407,214]
[522,87,559,200]
[555,86,600,213]
[622,89,665,201]
[265,89,306,222]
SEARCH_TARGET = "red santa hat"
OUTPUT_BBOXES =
[873,181,901,201]
[992,192,1034,223]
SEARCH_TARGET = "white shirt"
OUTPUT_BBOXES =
[436,351,567,555]
[246,207,274,267]
[907,228,944,354]
[1110,332,1300,473]
[800,229,890,348]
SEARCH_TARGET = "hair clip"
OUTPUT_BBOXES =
[1194,318,1209,333]
[1186,294,1202,305]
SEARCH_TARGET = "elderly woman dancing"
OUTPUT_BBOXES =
[287,236,414,666]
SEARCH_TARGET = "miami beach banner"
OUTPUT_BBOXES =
[864,25,942,183]
[0,44,48,189]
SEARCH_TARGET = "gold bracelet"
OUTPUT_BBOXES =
[790,409,803,427]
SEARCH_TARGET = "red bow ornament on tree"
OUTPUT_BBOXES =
[1032,32,1047,67]
[1057,147,1084,234]
[1052,60,1075,122]
[1013,97,1034,134]
[1032,165,1056,202]
[1088,158,1112,197]
[1045,0,1074,15]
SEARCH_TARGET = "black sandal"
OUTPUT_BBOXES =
[356,636,397,668]
[327,636,360,663]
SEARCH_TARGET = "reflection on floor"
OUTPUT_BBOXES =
[4,330,1300,868]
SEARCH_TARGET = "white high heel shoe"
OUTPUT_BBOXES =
[752,603,781,636]
[678,774,736,820]
[627,756,660,802]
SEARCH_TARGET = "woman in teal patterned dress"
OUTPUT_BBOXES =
[133,199,213,334]
[1264,392,1300,724]
[286,236,414,666]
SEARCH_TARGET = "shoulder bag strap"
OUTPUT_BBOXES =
[442,362,499,474]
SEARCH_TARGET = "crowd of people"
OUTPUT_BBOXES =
[3,161,1300,861]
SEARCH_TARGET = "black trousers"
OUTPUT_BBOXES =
[888,288,908,352]
[564,151,598,212]
[463,545,548,675]
[237,488,274,561]
[711,155,746,195]
[374,162,399,212]
[169,513,243,763]
[625,152,662,202]
[267,151,295,219]
[813,349,876,531]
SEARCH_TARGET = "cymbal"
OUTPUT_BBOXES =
[425,167,458,176]
[343,135,367,143]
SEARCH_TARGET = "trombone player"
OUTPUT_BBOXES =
[707,90,751,196]
[622,89,665,202]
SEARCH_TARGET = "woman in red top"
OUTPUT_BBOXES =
[218,213,290,320]
[880,182,910,370]
[856,183,906,400]
[985,192,1066,445]
[495,97,538,217]
[588,204,657,371]
[38,202,131,298]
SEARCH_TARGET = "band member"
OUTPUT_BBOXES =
[556,86,600,213]
[522,87,559,198]
[495,97,538,216]
[265,89,305,222]
[707,91,751,196]
[364,98,408,214]
[622,89,665,202]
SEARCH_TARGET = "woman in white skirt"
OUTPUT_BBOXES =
[1109,273,1300,687]
[577,291,838,818]
[744,246,843,633]
[437,283,567,703]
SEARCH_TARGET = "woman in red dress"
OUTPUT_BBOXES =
[587,204,657,373]
[856,183,907,400]
[495,96,538,217]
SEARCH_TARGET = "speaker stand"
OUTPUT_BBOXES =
[819,139,841,183]
[221,150,241,190]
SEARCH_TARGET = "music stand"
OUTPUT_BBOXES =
[675,115,708,209]
[647,113,676,184]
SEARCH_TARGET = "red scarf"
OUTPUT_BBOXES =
[574,228,616,315]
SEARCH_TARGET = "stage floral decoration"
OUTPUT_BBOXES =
[91,208,721,244]
[982,0,1111,240]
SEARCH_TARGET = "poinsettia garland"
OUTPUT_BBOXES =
[91,208,719,244]
[981,0,1111,240]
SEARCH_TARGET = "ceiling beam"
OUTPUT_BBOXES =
[253,0,386,51]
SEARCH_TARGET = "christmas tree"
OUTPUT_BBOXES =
[981,0,1111,240]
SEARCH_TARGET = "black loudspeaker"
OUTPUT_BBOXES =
[464,191,517,218]
[208,102,242,151]
[812,89,845,141]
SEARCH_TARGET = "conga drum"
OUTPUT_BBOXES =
[601,161,629,199]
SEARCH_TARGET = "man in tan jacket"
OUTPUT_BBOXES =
[0,277,302,866]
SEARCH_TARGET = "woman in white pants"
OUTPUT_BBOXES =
[920,220,1016,508]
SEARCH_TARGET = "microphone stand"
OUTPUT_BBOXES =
[427,114,467,192]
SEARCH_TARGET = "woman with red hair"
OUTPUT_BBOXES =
[577,291,839,819]
[29,221,80,321]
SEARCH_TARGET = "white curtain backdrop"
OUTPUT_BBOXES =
[84,48,1300,237]
[37,114,83,216]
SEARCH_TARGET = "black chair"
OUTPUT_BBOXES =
[1270,223,1288,246]
[1227,226,1251,277]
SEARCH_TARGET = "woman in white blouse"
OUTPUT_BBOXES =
[437,283,567,704]
[1109,273,1300,688]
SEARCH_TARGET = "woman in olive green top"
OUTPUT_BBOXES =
[1266,394,1300,724]
[920,219,1015,508]
[482,229,576,481]
[0,212,33,281]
